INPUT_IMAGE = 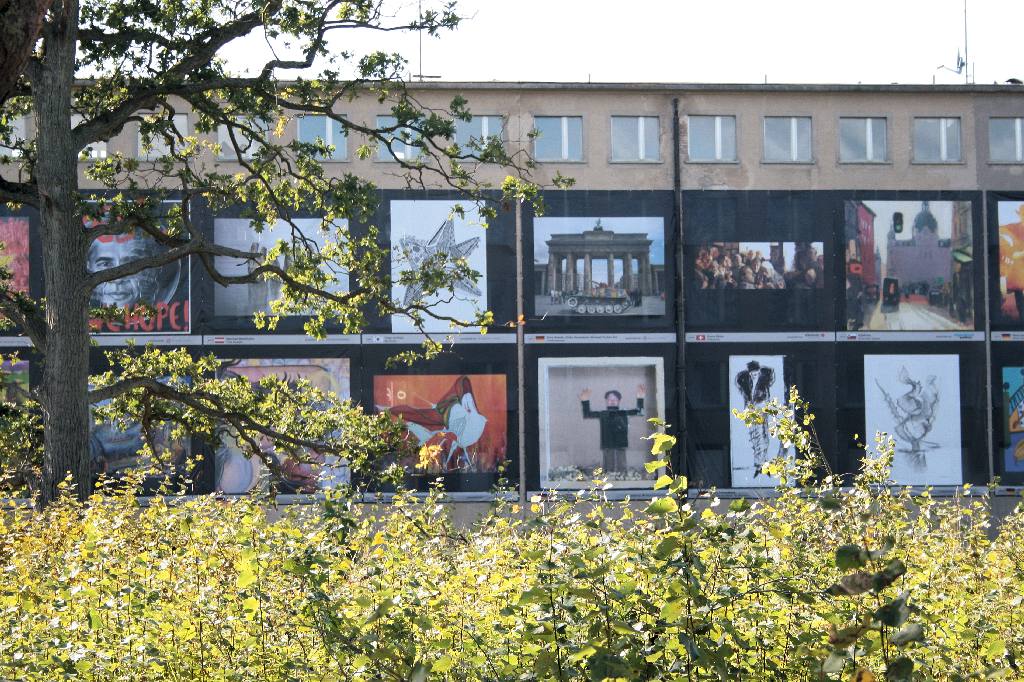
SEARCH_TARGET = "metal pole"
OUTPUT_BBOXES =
[964,0,969,85]
[515,198,527,509]
[672,97,687,480]
[982,195,994,483]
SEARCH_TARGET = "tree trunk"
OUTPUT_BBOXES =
[34,0,90,507]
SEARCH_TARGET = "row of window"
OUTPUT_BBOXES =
[4,112,1024,165]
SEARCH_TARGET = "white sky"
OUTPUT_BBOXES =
[226,0,1024,85]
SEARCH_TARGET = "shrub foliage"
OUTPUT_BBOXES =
[0,393,1020,680]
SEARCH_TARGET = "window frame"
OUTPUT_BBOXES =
[454,114,505,150]
[217,117,272,161]
[375,114,421,162]
[71,114,109,160]
[297,114,348,161]
[761,115,813,164]
[532,114,585,163]
[609,115,661,163]
[0,116,27,158]
[137,113,189,160]
[988,116,1024,164]
[686,114,738,164]
[838,116,889,164]
[911,116,963,164]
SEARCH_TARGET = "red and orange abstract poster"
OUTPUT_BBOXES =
[0,217,30,292]
[374,374,507,473]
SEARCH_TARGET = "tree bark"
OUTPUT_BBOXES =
[0,0,52,105]
[34,0,91,506]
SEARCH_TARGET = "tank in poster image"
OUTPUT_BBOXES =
[538,357,665,489]
[533,217,666,316]
[863,354,963,486]
[373,374,507,475]
[390,200,487,333]
[214,358,351,494]
[213,218,350,317]
[844,200,973,331]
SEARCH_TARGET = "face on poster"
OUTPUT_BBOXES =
[533,217,666,317]
[374,374,507,474]
[863,354,962,486]
[0,217,30,293]
[538,357,664,489]
[215,358,351,494]
[1001,366,1024,472]
[693,242,824,291]
[844,200,973,331]
[997,201,1024,321]
[84,208,190,334]
[728,355,791,487]
[213,218,350,317]
[390,200,487,333]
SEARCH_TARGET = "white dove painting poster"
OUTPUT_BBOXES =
[390,200,487,333]
[864,354,962,486]
[728,355,791,487]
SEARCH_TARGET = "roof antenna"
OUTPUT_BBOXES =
[937,0,970,84]
[413,0,441,82]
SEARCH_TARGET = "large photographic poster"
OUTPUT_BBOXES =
[693,242,824,291]
[213,218,349,317]
[84,207,191,334]
[538,357,664,489]
[844,200,973,331]
[390,200,487,333]
[0,217,30,293]
[863,354,962,485]
[728,355,791,487]
[214,358,351,494]
[533,217,666,317]
[1002,366,1024,474]
[374,374,507,475]
[997,200,1024,322]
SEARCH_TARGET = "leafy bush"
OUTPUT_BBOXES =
[0,392,1021,680]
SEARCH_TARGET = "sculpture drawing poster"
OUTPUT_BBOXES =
[863,354,962,485]
[373,374,507,474]
[213,218,349,317]
[728,355,791,487]
[844,200,973,331]
[693,242,824,291]
[0,217,30,293]
[390,200,487,332]
[997,201,1024,322]
[538,357,664,489]
[533,217,665,316]
[215,358,351,494]
[83,207,191,333]
[1001,366,1024,473]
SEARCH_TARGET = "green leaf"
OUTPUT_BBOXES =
[872,560,907,592]
[88,609,101,631]
[660,598,684,621]
[236,568,257,589]
[728,498,751,513]
[653,475,673,490]
[654,536,683,560]
[873,594,910,628]
[645,460,669,473]
[432,655,454,673]
[835,544,868,570]
[885,656,914,681]
[649,433,675,455]
[891,623,925,647]
[409,662,430,682]
[646,497,678,515]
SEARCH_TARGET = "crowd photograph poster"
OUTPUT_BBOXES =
[863,354,962,485]
[728,355,791,487]
[215,358,351,494]
[538,357,664,489]
[844,200,973,331]
[213,218,349,317]
[693,242,824,291]
[1002,366,1024,473]
[83,208,191,334]
[997,201,1024,322]
[390,200,487,333]
[374,374,507,475]
[0,217,30,293]
[533,217,666,317]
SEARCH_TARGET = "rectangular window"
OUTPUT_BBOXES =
[989,117,1024,163]
[71,114,108,159]
[839,117,887,162]
[763,116,812,162]
[297,114,347,160]
[533,115,583,161]
[913,117,961,162]
[610,116,660,161]
[218,118,271,160]
[138,113,189,159]
[687,115,736,162]
[376,114,419,161]
[0,117,26,158]
[454,115,503,148]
